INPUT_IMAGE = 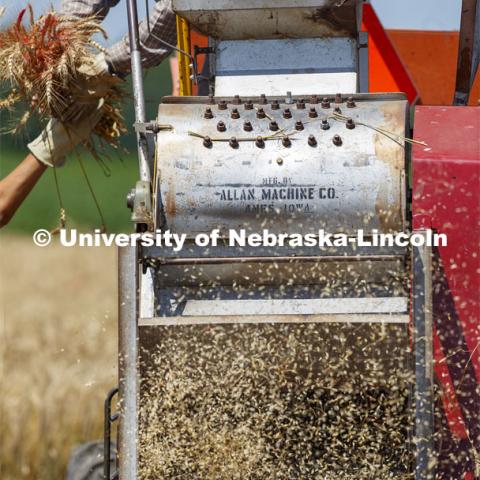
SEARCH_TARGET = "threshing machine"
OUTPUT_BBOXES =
[97,1,480,480]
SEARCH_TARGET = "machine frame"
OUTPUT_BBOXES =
[106,2,438,480]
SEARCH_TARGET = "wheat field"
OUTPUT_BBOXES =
[0,235,118,480]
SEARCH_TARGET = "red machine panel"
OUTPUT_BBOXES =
[413,106,480,480]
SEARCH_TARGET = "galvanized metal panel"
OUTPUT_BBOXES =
[216,38,357,75]
[215,73,358,96]
[139,314,409,326]
[173,0,359,39]
[182,297,408,316]
[214,38,358,95]
[155,95,407,235]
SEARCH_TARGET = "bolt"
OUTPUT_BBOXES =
[245,99,254,110]
[208,94,215,105]
[204,107,214,119]
[203,136,213,148]
[229,136,239,148]
[126,189,135,210]
[271,100,280,110]
[333,134,343,146]
[308,134,317,146]
[217,121,226,132]
[269,121,279,131]
[335,93,342,104]
[347,96,356,108]
[233,94,241,105]
[346,118,355,129]
[296,99,306,109]
[256,108,266,119]
[321,97,331,109]
[295,120,304,131]
[277,157,284,165]
[283,108,292,119]
[282,137,291,147]
[334,106,342,114]
[321,119,330,130]
[309,107,318,118]
[218,100,227,110]
[255,136,265,148]
[310,95,319,104]
[231,108,240,119]
[260,93,267,105]
[243,121,253,132]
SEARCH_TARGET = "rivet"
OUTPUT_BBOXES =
[229,136,239,148]
[333,134,343,146]
[296,99,306,109]
[283,108,292,119]
[308,134,317,146]
[295,120,304,131]
[271,99,280,110]
[347,96,356,108]
[335,93,342,104]
[243,121,253,132]
[218,100,227,110]
[256,136,265,148]
[321,97,331,109]
[233,94,241,105]
[310,95,319,104]
[321,119,330,130]
[204,107,214,119]
[269,121,279,131]
[203,136,212,148]
[245,99,254,110]
[217,121,226,132]
[346,118,355,129]
[260,93,267,105]
[282,137,291,147]
[277,157,284,165]
[256,108,266,119]
[231,108,240,119]
[309,107,318,118]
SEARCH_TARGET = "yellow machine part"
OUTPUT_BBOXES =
[176,16,192,96]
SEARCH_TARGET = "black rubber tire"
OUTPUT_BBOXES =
[66,441,116,480]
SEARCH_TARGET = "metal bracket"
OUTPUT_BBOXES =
[127,180,153,227]
[133,121,173,134]
[103,387,119,480]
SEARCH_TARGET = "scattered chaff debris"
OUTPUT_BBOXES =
[138,323,414,480]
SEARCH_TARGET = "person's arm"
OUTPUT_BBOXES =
[0,154,47,228]
[106,0,177,75]
[0,100,105,229]
[58,0,121,21]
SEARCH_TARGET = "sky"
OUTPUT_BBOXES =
[0,0,463,46]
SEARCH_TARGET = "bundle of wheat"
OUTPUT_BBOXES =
[0,5,126,151]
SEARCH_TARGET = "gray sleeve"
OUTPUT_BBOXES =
[106,0,177,76]
[58,0,122,21]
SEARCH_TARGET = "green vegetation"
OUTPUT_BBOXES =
[0,61,172,234]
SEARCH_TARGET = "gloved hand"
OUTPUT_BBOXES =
[28,98,105,167]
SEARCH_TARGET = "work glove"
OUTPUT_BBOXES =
[75,53,122,100]
[28,98,105,167]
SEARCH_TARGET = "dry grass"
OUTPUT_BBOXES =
[0,235,117,480]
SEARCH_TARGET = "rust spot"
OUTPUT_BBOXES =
[303,1,357,37]
[165,180,176,217]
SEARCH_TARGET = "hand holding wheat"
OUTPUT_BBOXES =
[0,5,126,155]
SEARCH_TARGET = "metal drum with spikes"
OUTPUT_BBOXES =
[154,93,408,235]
